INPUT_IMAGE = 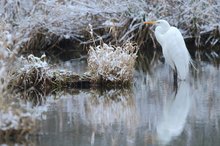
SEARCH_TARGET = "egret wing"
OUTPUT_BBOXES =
[163,27,190,79]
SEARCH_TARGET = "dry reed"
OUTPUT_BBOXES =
[88,42,138,84]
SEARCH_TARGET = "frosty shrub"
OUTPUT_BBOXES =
[88,42,138,82]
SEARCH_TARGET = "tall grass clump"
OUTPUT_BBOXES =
[88,42,138,83]
[87,24,139,84]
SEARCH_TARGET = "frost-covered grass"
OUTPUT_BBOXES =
[88,42,138,82]
[0,0,219,54]
[0,0,219,70]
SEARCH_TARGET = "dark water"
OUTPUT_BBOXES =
[3,60,220,146]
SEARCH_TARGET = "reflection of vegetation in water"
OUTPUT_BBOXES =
[43,88,139,145]
[25,62,220,146]
[19,89,47,107]
[84,89,137,127]
[0,97,35,142]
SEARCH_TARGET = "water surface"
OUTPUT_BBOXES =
[33,61,220,146]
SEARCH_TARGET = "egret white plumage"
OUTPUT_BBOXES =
[144,20,191,81]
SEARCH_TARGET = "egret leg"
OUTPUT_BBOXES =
[173,69,178,91]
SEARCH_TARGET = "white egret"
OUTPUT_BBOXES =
[144,20,192,81]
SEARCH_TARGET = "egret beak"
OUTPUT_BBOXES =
[144,21,156,25]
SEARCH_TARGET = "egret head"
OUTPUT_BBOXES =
[144,19,170,34]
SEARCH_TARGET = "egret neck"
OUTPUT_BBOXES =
[155,21,170,46]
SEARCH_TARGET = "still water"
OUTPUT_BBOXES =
[27,60,220,146]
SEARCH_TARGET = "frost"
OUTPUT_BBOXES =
[27,54,48,68]
[0,109,33,131]
[19,54,49,72]
[0,0,219,52]
[0,111,19,130]
[88,42,138,82]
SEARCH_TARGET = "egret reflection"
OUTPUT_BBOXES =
[157,81,192,144]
